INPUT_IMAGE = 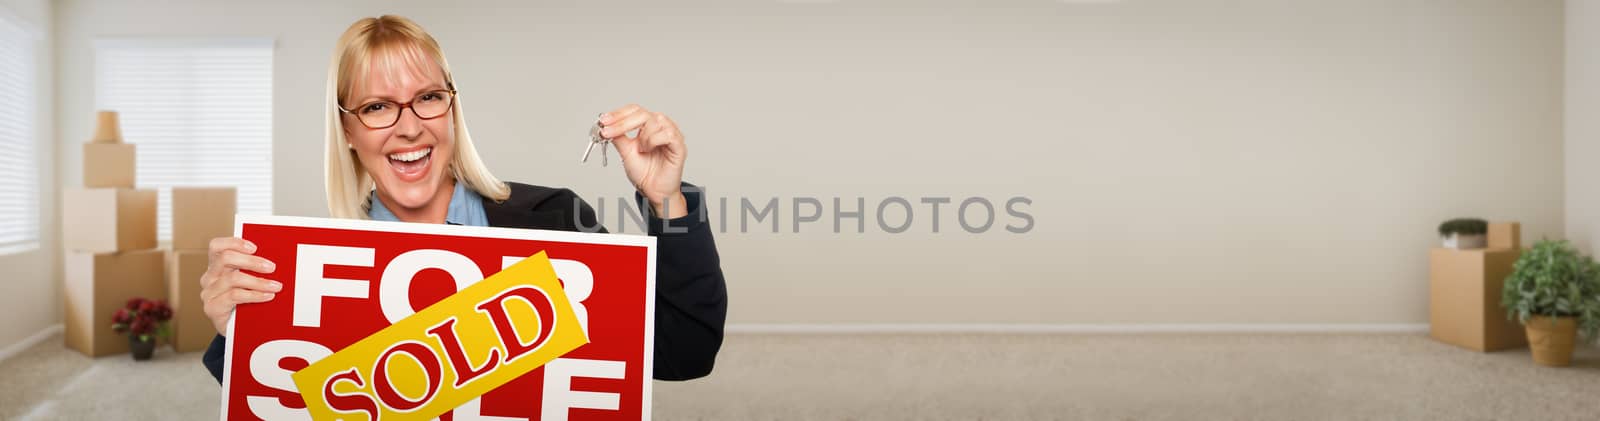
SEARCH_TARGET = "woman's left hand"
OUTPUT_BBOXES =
[600,104,689,219]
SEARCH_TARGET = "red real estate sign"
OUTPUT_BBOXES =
[221,215,656,421]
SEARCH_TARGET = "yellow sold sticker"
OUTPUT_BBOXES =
[291,251,588,421]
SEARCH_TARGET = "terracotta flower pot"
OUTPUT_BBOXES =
[91,110,123,143]
[129,336,155,361]
[1524,316,1578,367]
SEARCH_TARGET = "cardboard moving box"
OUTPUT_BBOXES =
[167,250,216,353]
[64,249,167,357]
[83,143,136,188]
[171,187,236,250]
[62,188,157,253]
[1487,222,1521,250]
[1429,248,1527,352]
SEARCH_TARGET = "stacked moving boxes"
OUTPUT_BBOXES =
[63,111,166,357]
[1428,222,1528,352]
[167,187,236,352]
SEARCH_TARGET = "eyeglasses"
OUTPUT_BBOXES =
[338,90,457,129]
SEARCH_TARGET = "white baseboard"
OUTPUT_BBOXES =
[726,323,1430,334]
[0,324,63,363]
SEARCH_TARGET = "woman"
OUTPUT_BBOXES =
[198,15,727,382]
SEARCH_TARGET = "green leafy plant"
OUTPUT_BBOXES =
[1437,218,1488,236]
[1501,239,1600,338]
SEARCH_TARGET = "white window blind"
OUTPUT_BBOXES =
[95,39,274,242]
[0,13,38,254]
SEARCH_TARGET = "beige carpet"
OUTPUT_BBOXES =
[2,332,1597,420]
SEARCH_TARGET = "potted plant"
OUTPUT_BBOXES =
[1501,239,1600,366]
[1437,218,1488,249]
[110,297,173,361]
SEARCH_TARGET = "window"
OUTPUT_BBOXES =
[0,12,39,254]
[95,39,274,242]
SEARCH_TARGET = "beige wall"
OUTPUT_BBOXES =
[0,0,54,351]
[1571,0,1599,347]
[1573,0,1600,256]
[49,0,1565,327]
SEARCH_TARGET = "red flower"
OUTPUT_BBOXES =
[130,318,151,335]
[112,296,171,338]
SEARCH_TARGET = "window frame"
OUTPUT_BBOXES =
[0,7,43,256]
[92,37,276,243]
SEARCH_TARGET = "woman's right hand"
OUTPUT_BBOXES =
[200,237,281,336]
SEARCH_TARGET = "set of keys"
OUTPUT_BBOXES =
[580,114,612,166]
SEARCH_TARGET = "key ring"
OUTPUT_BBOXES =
[580,114,611,166]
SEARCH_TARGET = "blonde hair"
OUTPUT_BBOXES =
[324,15,510,219]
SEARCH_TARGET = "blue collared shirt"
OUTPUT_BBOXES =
[366,181,489,226]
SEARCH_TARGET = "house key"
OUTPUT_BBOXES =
[581,115,611,166]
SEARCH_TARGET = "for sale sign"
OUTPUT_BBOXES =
[221,215,656,421]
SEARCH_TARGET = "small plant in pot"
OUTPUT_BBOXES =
[110,297,173,361]
[1437,218,1488,249]
[1501,239,1600,367]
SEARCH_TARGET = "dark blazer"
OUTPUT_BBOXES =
[202,181,728,382]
